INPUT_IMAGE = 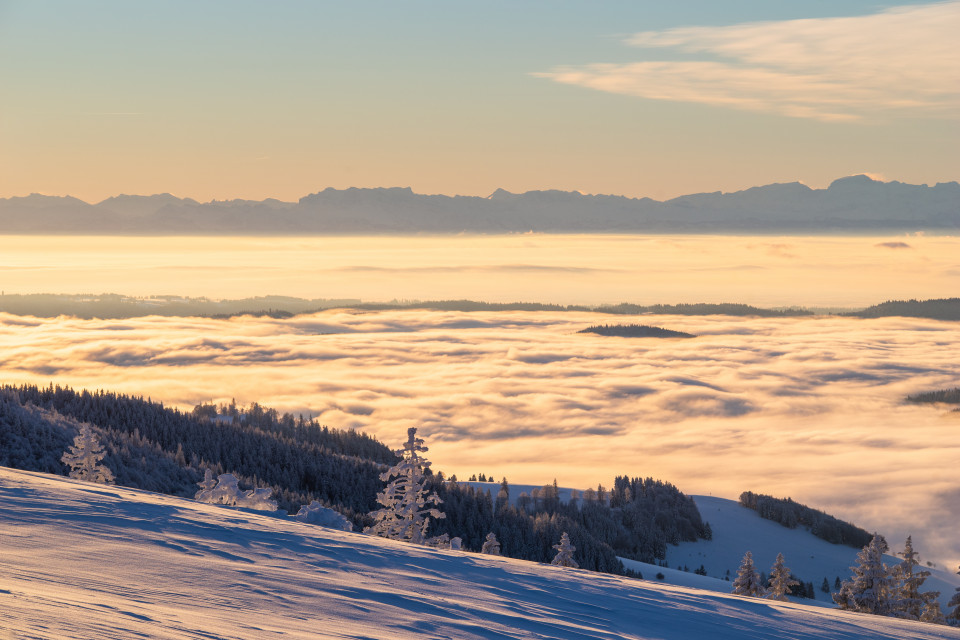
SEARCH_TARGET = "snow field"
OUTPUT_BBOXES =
[2,468,958,639]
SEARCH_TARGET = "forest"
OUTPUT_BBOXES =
[739,491,873,548]
[0,384,712,575]
[578,324,695,338]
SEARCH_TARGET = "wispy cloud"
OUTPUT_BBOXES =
[534,2,960,122]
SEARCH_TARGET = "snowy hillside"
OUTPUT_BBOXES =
[663,496,960,609]
[1,468,957,640]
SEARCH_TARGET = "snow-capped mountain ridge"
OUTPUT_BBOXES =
[2,175,957,233]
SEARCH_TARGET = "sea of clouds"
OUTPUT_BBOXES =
[2,308,958,567]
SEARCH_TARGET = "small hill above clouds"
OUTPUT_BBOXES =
[661,496,960,611]
[2,176,958,234]
[2,467,957,640]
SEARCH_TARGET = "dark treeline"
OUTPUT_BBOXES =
[0,293,819,319]
[424,476,710,572]
[0,293,357,319]
[595,303,812,317]
[906,387,960,404]
[739,491,872,548]
[848,297,960,320]
[1,384,395,518]
[2,383,713,579]
[578,324,696,338]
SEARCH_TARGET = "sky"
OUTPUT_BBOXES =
[1,0,957,202]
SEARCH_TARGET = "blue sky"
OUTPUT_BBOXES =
[0,0,956,201]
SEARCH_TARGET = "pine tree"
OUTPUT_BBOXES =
[834,534,894,615]
[947,565,960,626]
[481,532,501,555]
[892,536,938,620]
[766,553,800,601]
[732,551,766,597]
[364,427,444,544]
[920,600,947,625]
[61,423,114,484]
[551,532,578,568]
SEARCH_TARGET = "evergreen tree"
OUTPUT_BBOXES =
[551,532,578,568]
[834,534,894,615]
[481,532,500,555]
[920,600,947,625]
[947,565,960,626]
[364,427,444,544]
[61,423,114,484]
[892,536,938,620]
[766,553,800,601]
[821,577,831,593]
[732,551,766,597]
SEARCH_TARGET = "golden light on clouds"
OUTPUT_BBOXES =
[1,234,957,307]
[2,308,959,566]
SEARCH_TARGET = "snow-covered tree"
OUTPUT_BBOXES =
[61,423,114,484]
[732,551,766,597]
[294,501,353,531]
[834,533,894,615]
[551,531,578,568]
[481,532,501,555]
[195,473,278,511]
[891,536,938,620]
[921,600,947,625]
[947,565,960,626]
[195,468,217,498]
[767,553,800,601]
[364,427,444,544]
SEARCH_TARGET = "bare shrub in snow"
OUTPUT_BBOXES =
[294,501,353,531]
[481,532,501,555]
[195,473,277,511]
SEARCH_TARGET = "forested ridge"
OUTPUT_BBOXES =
[1,383,712,575]
[739,491,873,548]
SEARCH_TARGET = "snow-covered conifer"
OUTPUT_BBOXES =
[891,536,937,620]
[449,537,462,551]
[61,423,114,484]
[195,473,278,511]
[834,533,893,615]
[947,565,960,626]
[766,553,800,601]
[732,551,766,597]
[364,427,444,544]
[195,468,217,498]
[551,532,578,568]
[481,532,501,555]
[921,600,947,625]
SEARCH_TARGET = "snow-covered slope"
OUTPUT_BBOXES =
[661,496,960,609]
[1,469,957,639]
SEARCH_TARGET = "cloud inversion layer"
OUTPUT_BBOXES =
[536,2,960,121]
[3,310,959,565]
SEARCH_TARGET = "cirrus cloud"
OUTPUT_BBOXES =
[534,2,960,122]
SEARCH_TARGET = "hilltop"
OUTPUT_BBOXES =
[1,467,956,640]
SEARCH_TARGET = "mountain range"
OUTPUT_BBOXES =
[2,175,958,234]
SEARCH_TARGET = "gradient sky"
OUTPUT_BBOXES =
[1,1,957,202]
